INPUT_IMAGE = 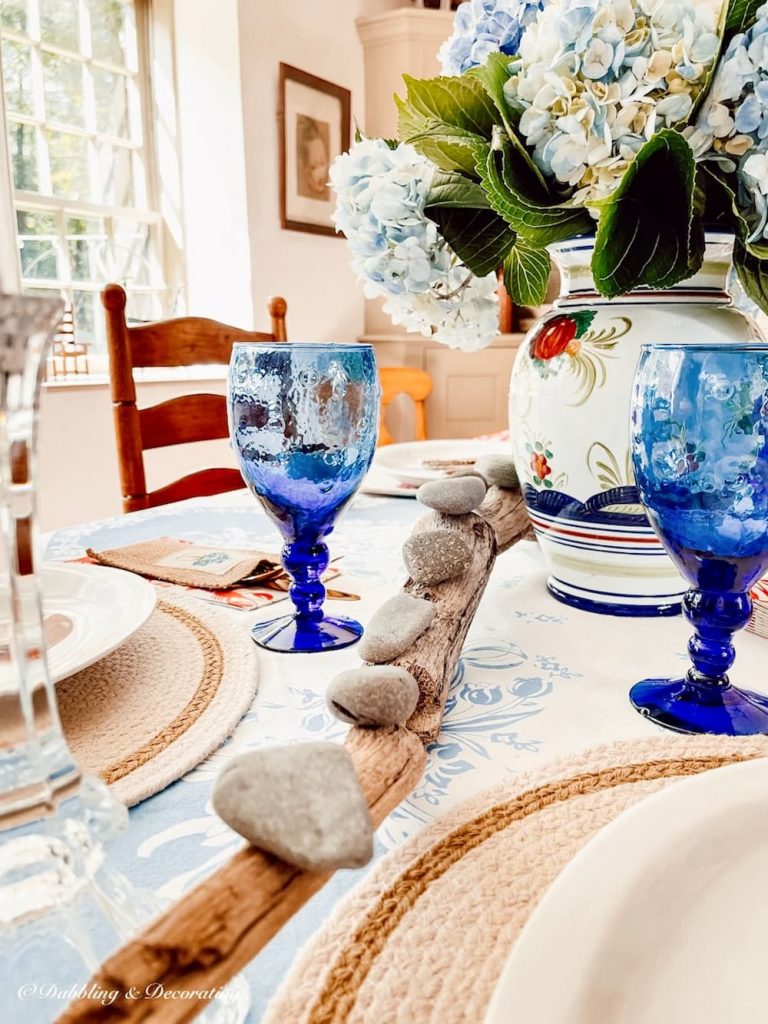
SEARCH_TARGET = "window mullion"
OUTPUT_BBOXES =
[105,214,116,282]
[27,0,41,42]
[78,0,91,60]
[54,206,70,288]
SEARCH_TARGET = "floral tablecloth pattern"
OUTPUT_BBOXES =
[45,489,768,1021]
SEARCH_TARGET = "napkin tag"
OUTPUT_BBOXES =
[153,546,256,577]
[86,537,280,590]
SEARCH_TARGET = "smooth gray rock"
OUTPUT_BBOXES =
[327,666,419,727]
[403,529,472,586]
[474,454,519,490]
[417,475,487,515]
[359,592,437,664]
[212,743,373,871]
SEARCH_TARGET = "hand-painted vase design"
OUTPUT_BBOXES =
[528,310,631,405]
[509,234,765,616]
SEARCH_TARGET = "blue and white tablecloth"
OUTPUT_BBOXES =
[44,489,768,1021]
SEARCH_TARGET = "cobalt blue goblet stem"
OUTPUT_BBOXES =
[283,537,329,626]
[629,341,768,735]
[684,589,752,686]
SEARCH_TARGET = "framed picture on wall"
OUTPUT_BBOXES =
[278,64,351,237]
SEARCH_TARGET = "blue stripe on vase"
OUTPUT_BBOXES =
[547,578,683,618]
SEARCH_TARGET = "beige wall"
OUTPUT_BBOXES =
[39,377,234,532]
[173,0,254,327]
[237,0,401,344]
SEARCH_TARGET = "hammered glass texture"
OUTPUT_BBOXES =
[629,343,768,735]
[228,343,379,652]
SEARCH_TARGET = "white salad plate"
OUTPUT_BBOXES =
[373,438,510,488]
[40,562,157,682]
[485,756,768,1024]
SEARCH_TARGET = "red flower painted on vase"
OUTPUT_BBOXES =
[530,316,579,361]
[531,452,551,480]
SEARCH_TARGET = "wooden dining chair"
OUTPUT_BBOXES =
[102,283,288,513]
[378,366,432,446]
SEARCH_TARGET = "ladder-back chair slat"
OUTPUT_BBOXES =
[101,283,288,512]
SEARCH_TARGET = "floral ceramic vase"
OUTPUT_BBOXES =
[508,233,765,617]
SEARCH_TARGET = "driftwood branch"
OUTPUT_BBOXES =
[56,727,425,1024]
[479,484,534,552]
[59,485,530,1023]
[401,486,531,741]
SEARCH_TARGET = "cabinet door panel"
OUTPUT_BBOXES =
[425,344,520,438]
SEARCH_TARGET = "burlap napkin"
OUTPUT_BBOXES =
[86,537,280,590]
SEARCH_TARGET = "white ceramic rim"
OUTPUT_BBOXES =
[484,756,768,1024]
[42,562,157,683]
[373,438,510,486]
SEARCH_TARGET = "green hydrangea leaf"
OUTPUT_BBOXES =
[469,51,550,191]
[592,129,705,297]
[503,240,550,306]
[428,204,515,278]
[477,127,593,246]
[396,73,498,142]
[699,163,768,259]
[426,170,491,209]
[406,121,487,178]
[725,0,763,33]
[734,237,768,313]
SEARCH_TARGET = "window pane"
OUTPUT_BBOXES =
[9,121,37,191]
[42,52,85,128]
[2,39,34,117]
[46,129,91,200]
[89,0,136,68]
[66,216,107,281]
[39,0,80,52]
[1,0,28,34]
[93,67,129,138]
[125,290,162,325]
[17,209,60,280]
[112,219,161,285]
[95,141,133,206]
[72,289,99,346]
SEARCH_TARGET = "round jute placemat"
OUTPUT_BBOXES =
[265,733,768,1024]
[58,593,258,807]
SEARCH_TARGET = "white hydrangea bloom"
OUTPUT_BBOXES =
[506,0,724,206]
[330,138,499,351]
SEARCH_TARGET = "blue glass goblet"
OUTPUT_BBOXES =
[630,342,768,735]
[228,342,379,653]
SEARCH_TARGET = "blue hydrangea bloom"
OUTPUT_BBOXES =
[688,3,768,243]
[438,0,545,76]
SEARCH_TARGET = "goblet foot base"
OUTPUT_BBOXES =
[250,613,363,653]
[630,677,768,736]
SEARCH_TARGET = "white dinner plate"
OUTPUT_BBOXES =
[485,756,768,1024]
[41,562,157,683]
[360,464,419,498]
[373,438,511,487]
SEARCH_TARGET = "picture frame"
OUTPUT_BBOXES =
[278,63,351,237]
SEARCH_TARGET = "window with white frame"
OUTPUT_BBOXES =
[0,0,178,357]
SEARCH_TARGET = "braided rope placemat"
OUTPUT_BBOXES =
[58,593,258,806]
[266,734,768,1024]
